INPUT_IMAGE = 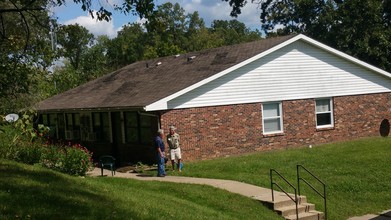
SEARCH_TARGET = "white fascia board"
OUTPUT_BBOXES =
[145,34,391,111]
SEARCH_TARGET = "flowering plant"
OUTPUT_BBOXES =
[40,143,94,176]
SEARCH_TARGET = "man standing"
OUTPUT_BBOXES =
[155,129,166,177]
[167,126,182,172]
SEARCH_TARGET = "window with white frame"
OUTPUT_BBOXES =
[262,102,283,134]
[315,98,333,128]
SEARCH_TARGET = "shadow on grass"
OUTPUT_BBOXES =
[0,160,135,219]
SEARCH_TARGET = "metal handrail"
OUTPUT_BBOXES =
[270,169,299,220]
[297,165,327,220]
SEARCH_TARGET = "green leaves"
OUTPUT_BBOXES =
[57,24,94,70]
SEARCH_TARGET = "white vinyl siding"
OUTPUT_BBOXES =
[262,102,283,134]
[315,98,333,128]
[167,40,391,110]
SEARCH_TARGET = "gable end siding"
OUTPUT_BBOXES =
[168,41,391,110]
[161,93,391,161]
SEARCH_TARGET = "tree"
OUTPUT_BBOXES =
[211,20,261,45]
[329,0,391,71]
[106,24,146,68]
[187,11,206,36]
[81,35,112,80]
[184,12,224,52]
[186,27,225,52]
[56,24,94,70]
[0,0,55,114]
[221,0,249,17]
[253,0,340,38]
[144,2,187,57]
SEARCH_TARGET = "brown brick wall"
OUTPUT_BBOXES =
[160,93,391,161]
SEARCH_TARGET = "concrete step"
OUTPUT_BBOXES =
[285,211,324,220]
[276,203,315,216]
[271,195,308,209]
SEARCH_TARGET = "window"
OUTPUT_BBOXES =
[316,98,333,128]
[262,102,283,134]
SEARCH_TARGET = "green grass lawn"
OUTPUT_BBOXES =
[0,159,282,220]
[169,137,391,219]
[1,137,390,220]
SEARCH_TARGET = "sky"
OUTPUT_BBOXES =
[52,0,264,38]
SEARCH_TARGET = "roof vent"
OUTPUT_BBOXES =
[156,61,162,66]
[187,56,196,62]
[146,63,149,68]
[175,54,180,58]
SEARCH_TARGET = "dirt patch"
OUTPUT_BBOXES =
[116,166,136,173]
[116,165,157,173]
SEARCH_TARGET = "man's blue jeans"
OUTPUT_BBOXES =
[157,154,166,176]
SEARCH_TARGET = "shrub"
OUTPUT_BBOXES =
[0,110,46,163]
[40,143,94,176]
[0,123,28,162]
[61,143,94,176]
[1,110,94,176]
[16,142,44,165]
[40,145,66,172]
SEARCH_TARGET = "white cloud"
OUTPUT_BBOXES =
[165,0,262,30]
[64,14,117,38]
[237,2,263,30]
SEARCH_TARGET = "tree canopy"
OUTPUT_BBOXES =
[0,0,55,113]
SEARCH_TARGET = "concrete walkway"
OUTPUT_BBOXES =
[88,168,390,220]
[87,167,276,202]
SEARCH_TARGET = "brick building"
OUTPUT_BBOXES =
[37,34,391,164]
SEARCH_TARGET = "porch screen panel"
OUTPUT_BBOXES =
[57,113,65,140]
[92,112,110,142]
[125,112,139,143]
[66,114,73,131]
[101,113,110,142]
[42,114,48,125]
[140,115,152,144]
[48,114,58,138]
[73,113,80,140]
[92,113,101,141]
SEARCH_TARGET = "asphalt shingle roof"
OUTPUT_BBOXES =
[37,34,297,111]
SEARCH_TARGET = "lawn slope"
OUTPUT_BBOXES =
[175,137,391,219]
[0,159,281,220]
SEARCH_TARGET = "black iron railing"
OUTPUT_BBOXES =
[297,165,327,220]
[270,169,299,220]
